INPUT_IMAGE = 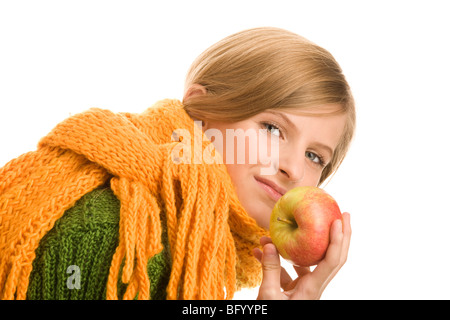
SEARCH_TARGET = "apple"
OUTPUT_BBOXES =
[269,186,342,267]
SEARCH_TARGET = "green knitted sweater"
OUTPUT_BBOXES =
[26,185,171,300]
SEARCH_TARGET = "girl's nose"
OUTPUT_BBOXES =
[278,150,305,183]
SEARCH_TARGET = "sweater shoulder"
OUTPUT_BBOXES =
[56,185,121,234]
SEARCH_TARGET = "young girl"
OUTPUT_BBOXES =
[0,27,354,300]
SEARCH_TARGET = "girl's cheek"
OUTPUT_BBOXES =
[254,132,281,176]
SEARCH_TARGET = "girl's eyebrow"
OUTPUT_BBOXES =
[264,110,334,158]
[310,142,334,160]
[264,110,296,131]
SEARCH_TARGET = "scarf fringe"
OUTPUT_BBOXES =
[0,99,267,300]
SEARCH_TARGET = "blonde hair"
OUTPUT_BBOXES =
[183,27,356,185]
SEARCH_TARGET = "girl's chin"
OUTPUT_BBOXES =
[245,203,272,230]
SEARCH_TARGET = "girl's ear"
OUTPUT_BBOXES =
[183,84,207,101]
[183,84,209,129]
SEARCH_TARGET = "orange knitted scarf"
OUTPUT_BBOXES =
[0,99,267,300]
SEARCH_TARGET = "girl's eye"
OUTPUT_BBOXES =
[306,151,325,167]
[262,122,281,137]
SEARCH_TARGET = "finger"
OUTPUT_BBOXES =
[260,236,273,246]
[340,212,352,265]
[280,266,293,291]
[293,265,311,278]
[253,247,263,263]
[256,245,292,291]
[254,235,274,263]
[258,243,282,298]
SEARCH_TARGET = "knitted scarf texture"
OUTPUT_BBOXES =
[0,99,267,300]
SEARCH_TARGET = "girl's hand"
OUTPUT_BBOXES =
[253,212,351,300]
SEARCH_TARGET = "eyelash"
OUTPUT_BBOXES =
[306,151,327,168]
[261,122,326,168]
[261,121,284,139]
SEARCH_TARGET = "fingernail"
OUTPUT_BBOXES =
[263,243,277,256]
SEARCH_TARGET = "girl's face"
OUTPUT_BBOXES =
[202,106,347,229]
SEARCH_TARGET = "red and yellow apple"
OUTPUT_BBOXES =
[269,186,342,267]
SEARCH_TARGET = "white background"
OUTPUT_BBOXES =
[1,1,449,299]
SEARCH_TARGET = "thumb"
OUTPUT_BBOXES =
[258,243,282,299]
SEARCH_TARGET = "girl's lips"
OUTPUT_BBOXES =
[255,177,284,202]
